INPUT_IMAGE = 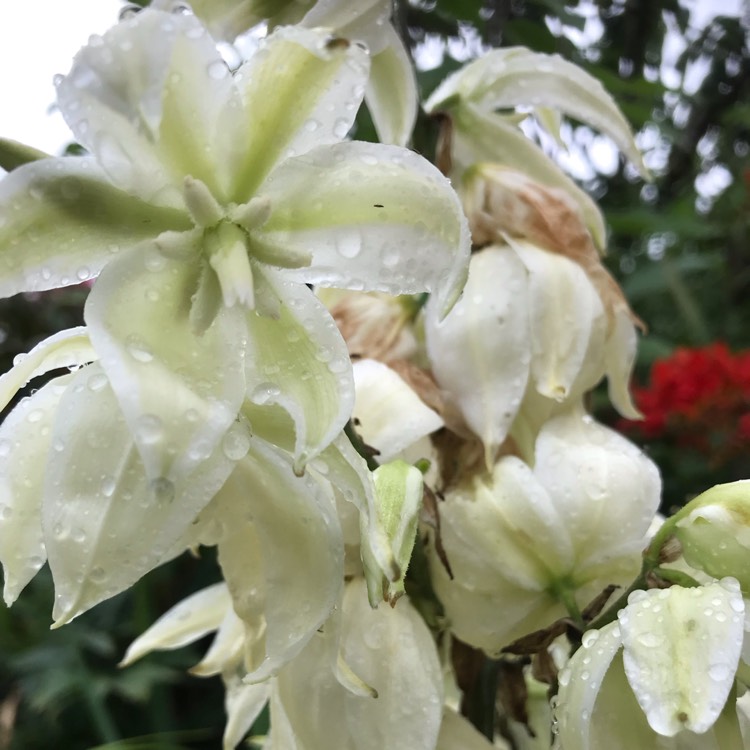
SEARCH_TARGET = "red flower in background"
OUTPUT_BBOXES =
[620,343,750,465]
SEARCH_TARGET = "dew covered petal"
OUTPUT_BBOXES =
[619,582,745,736]
[44,364,238,626]
[254,141,470,317]
[85,241,247,484]
[425,245,530,466]
[227,25,370,201]
[0,374,71,605]
[244,268,354,470]
[0,326,95,415]
[211,439,343,682]
[0,157,190,296]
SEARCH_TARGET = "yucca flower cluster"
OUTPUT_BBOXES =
[1,2,749,748]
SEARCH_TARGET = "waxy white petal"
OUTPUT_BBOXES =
[0,157,190,296]
[192,606,246,677]
[212,439,343,682]
[619,582,745,736]
[426,47,648,178]
[0,375,71,605]
[556,622,630,750]
[273,579,443,750]
[352,359,443,463]
[228,25,370,201]
[533,412,661,569]
[85,243,247,485]
[425,246,530,465]
[365,26,418,146]
[119,583,231,667]
[508,239,605,402]
[254,141,470,317]
[0,327,95,414]
[605,305,641,418]
[44,364,238,626]
[302,0,390,51]
[245,269,354,469]
[223,672,270,750]
[57,11,204,205]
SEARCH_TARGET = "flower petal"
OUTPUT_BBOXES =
[450,104,607,250]
[192,606,245,677]
[223,672,270,750]
[56,9,222,206]
[619,582,745,736]
[119,583,231,667]
[365,26,418,146]
[0,327,95,414]
[0,157,190,296]
[424,245,530,466]
[604,305,641,419]
[212,439,343,682]
[273,579,443,750]
[245,268,354,469]
[0,375,71,605]
[85,242,246,484]
[352,359,443,463]
[532,411,660,569]
[228,25,370,201]
[508,238,606,402]
[556,622,626,750]
[426,47,648,178]
[254,141,470,317]
[43,363,238,626]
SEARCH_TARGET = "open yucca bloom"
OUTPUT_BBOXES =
[1,2,750,749]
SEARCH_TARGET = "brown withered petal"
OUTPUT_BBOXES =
[497,659,531,731]
[420,485,453,579]
[580,583,620,622]
[501,619,569,656]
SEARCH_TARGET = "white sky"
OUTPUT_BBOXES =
[0,0,123,156]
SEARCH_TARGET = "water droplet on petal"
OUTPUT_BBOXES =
[207,60,228,80]
[151,477,175,503]
[136,414,164,445]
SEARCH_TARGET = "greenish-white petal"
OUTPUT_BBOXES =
[191,606,246,677]
[156,21,236,200]
[424,245,530,466]
[0,375,71,605]
[605,305,641,419]
[508,238,605,402]
[253,141,470,317]
[365,26,418,146]
[212,439,343,682]
[452,105,607,250]
[426,47,647,178]
[0,327,95,414]
[619,582,745,736]
[56,9,213,206]
[85,242,247,484]
[245,268,354,470]
[119,583,230,667]
[556,622,625,750]
[223,672,270,750]
[301,0,390,53]
[315,433,397,583]
[0,157,190,296]
[274,579,443,750]
[533,411,660,569]
[43,364,238,626]
[352,359,443,463]
[228,25,370,201]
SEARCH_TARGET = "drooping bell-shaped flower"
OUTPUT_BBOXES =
[424,46,649,252]
[429,411,661,652]
[556,580,749,749]
[425,187,642,466]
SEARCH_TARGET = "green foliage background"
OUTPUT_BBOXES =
[0,0,748,746]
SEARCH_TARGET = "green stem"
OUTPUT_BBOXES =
[550,581,585,630]
[344,420,380,471]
